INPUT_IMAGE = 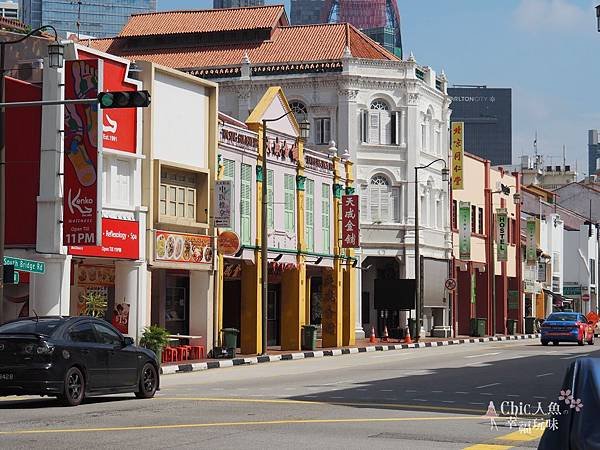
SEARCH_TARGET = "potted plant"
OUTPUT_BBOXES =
[82,291,107,318]
[140,325,171,363]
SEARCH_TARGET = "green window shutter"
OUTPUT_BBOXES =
[240,163,252,245]
[267,169,274,229]
[321,183,330,254]
[284,174,295,233]
[222,159,236,230]
[305,179,314,251]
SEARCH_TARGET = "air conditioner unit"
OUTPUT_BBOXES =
[16,59,44,83]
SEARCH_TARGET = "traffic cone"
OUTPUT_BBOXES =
[370,326,377,343]
[404,326,412,344]
[382,325,389,342]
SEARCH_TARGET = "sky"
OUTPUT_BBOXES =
[158,0,600,174]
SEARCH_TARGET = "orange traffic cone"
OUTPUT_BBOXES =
[370,326,377,343]
[382,325,389,342]
[404,326,412,344]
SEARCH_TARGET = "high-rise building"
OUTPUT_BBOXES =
[291,0,402,58]
[0,1,18,19]
[19,0,156,38]
[448,86,512,166]
[214,0,264,8]
[588,130,600,175]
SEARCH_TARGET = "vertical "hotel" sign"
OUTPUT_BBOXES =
[496,208,508,261]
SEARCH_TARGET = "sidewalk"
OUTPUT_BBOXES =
[160,333,541,375]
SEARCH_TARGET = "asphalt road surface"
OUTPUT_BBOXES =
[1,338,598,449]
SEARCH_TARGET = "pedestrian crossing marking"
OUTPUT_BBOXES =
[496,428,544,442]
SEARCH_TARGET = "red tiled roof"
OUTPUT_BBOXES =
[0,17,28,33]
[118,5,288,37]
[88,22,397,71]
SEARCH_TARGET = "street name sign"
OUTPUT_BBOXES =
[3,257,45,274]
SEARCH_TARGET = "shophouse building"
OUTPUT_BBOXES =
[88,5,452,339]
[451,153,522,336]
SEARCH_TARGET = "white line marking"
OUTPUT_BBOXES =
[469,402,485,405]
[442,400,455,403]
[534,396,546,399]
[480,393,493,396]
[432,390,443,393]
[562,354,590,360]
[465,352,501,359]
[475,383,500,389]
[536,373,554,378]
[330,396,345,399]
[380,390,393,392]
[455,391,469,394]
[413,399,428,402]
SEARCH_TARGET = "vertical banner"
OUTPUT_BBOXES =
[459,201,471,260]
[451,121,464,190]
[63,59,103,246]
[496,208,508,261]
[341,194,360,248]
[111,301,130,334]
[214,180,232,228]
[526,218,537,265]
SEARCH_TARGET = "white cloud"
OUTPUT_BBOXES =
[513,0,591,32]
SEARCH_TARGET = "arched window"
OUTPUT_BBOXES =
[289,100,307,118]
[369,175,391,223]
[364,99,392,145]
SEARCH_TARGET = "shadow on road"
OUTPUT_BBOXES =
[0,395,136,409]
[289,345,600,416]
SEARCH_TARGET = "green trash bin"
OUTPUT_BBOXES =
[524,317,536,334]
[221,328,239,358]
[408,318,418,339]
[470,318,487,337]
[301,325,318,351]
[507,319,517,335]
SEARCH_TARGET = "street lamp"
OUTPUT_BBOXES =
[414,158,448,341]
[0,26,64,325]
[260,113,309,354]
[596,5,600,32]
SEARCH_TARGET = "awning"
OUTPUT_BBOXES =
[543,289,565,307]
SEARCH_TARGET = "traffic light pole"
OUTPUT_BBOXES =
[0,98,97,108]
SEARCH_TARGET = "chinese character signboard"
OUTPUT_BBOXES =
[496,208,508,261]
[341,194,359,248]
[459,201,471,260]
[214,180,232,228]
[526,218,537,265]
[63,59,103,246]
[451,121,464,190]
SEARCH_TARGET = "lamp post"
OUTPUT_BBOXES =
[260,113,309,355]
[0,26,64,325]
[414,159,449,341]
[596,5,600,32]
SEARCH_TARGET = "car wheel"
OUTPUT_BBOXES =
[541,340,549,346]
[552,341,559,346]
[135,363,158,399]
[59,366,85,407]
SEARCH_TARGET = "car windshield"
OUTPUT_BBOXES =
[0,318,63,336]
[546,313,579,322]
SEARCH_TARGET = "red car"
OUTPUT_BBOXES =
[540,312,595,346]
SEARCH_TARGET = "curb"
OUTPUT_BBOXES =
[160,334,541,375]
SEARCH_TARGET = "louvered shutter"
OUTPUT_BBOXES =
[267,169,274,229]
[322,183,330,253]
[380,111,392,145]
[360,184,369,222]
[240,164,252,244]
[223,159,236,229]
[305,179,314,251]
[368,112,380,144]
[370,185,380,222]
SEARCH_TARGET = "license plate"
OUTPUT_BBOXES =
[0,373,13,381]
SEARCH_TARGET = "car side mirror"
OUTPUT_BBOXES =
[123,337,135,346]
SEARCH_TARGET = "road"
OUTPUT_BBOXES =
[0,338,598,449]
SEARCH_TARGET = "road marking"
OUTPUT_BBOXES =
[442,400,455,403]
[155,397,484,414]
[496,427,545,442]
[562,354,590,360]
[380,389,393,392]
[465,352,501,359]
[405,389,417,392]
[463,445,512,450]
[476,383,500,389]
[412,399,428,402]
[330,396,345,399]
[536,373,553,378]
[469,402,485,405]
[533,396,546,399]
[432,390,443,393]
[0,416,486,436]
[480,393,493,396]
[455,391,469,394]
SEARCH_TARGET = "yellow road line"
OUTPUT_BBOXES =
[157,396,485,414]
[497,428,545,442]
[0,416,483,436]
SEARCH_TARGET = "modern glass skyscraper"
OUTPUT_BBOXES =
[291,0,402,58]
[589,130,600,176]
[213,0,264,8]
[20,0,156,38]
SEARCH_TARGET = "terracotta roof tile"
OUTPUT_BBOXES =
[88,23,397,71]
[119,5,288,37]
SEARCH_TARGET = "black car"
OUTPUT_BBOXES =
[0,316,159,406]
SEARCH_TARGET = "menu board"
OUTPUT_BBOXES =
[155,231,213,265]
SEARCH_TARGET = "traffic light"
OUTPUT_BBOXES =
[97,90,151,109]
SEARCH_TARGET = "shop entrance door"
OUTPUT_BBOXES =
[267,286,281,347]
[165,274,189,335]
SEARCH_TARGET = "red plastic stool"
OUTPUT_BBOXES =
[162,347,177,363]
[189,345,205,360]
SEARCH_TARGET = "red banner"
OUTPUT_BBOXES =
[341,194,360,248]
[63,59,102,246]
[112,302,130,334]
[69,218,139,260]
